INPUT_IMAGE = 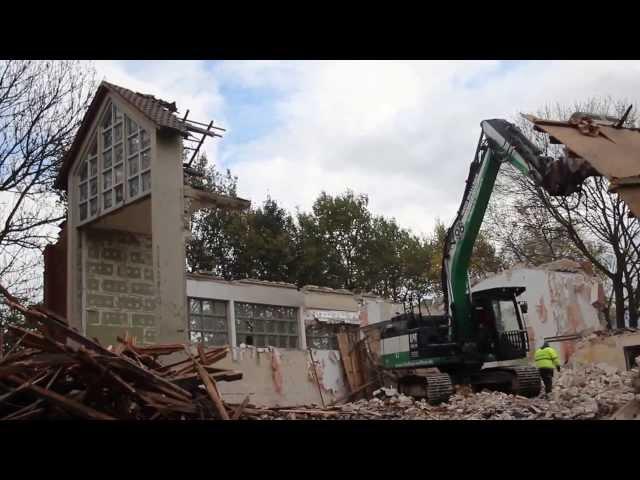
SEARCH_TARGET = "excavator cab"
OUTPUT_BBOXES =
[471,286,530,361]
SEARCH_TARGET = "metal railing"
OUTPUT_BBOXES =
[497,329,529,359]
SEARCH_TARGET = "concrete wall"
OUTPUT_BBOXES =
[570,333,640,371]
[473,267,606,364]
[83,228,157,346]
[215,346,349,407]
[188,276,302,308]
[63,91,188,345]
[151,130,187,345]
[303,288,358,311]
[43,223,67,318]
[359,296,403,326]
[185,276,391,407]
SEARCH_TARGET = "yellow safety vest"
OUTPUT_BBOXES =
[534,347,560,369]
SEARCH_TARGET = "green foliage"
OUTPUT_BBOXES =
[186,156,506,305]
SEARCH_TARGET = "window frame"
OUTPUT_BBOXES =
[74,98,153,226]
[235,301,299,349]
[305,322,340,350]
[188,297,230,346]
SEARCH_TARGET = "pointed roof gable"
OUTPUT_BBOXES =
[55,81,187,191]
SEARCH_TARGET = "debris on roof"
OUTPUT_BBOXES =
[55,80,225,191]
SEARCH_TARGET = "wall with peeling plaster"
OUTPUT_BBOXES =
[570,333,640,371]
[185,276,402,406]
[473,266,606,365]
[213,346,349,407]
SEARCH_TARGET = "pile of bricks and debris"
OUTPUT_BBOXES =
[229,360,640,420]
[0,285,245,420]
[3,280,639,420]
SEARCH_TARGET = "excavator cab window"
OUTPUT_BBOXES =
[491,299,521,333]
[472,287,529,360]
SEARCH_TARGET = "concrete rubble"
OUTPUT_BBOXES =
[241,360,640,420]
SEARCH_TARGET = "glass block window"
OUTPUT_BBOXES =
[188,298,229,346]
[306,322,339,350]
[78,139,98,222]
[76,100,152,225]
[235,302,298,349]
[101,102,125,213]
[126,115,152,200]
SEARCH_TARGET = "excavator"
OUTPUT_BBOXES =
[379,113,635,404]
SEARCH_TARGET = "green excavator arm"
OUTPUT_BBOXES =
[441,119,594,344]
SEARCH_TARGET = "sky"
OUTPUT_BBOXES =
[94,60,640,236]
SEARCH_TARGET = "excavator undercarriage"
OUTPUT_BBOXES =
[394,366,541,405]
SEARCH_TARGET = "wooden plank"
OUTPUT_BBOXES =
[74,347,138,396]
[157,347,227,376]
[168,348,229,377]
[0,371,50,404]
[136,390,198,414]
[232,395,251,420]
[307,348,326,408]
[336,332,358,393]
[184,347,229,420]
[6,375,115,420]
[197,343,207,365]
[100,356,193,402]
[4,407,46,420]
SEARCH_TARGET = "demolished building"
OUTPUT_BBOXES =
[40,81,400,407]
[471,259,619,366]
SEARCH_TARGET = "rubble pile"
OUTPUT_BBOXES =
[2,281,638,421]
[577,328,639,348]
[233,363,640,420]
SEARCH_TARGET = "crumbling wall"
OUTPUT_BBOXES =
[43,224,67,319]
[570,332,640,371]
[473,266,604,364]
[214,346,349,407]
[83,228,157,346]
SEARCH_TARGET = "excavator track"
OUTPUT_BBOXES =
[398,372,454,405]
[469,365,541,398]
[508,366,541,398]
[425,373,454,405]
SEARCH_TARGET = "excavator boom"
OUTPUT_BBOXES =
[382,112,638,404]
[441,119,581,344]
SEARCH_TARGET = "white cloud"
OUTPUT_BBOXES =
[94,60,640,237]
[223,60,640,235]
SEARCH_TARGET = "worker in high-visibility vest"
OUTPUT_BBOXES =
[534,342,560,395]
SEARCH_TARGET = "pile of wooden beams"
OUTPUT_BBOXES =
[335,331,381,403]
[0,284,243,420]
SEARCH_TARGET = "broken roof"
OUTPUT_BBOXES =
[55,81,188,191]
[524,113,640,218]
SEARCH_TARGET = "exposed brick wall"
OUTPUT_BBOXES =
[43,224,67,318]
[83,228,157,346]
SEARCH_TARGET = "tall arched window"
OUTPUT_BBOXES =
[77,101,152,223]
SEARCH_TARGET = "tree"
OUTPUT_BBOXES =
[186,153,241,278]
[0,60,95,299]
[307,190,373,290]
[429,219,505,292]
[486,97,640,328]
[234,197,297,282]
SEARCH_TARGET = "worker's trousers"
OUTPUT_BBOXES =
[539,368,554,394]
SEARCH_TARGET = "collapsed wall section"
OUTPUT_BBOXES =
[83,228,157,346]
